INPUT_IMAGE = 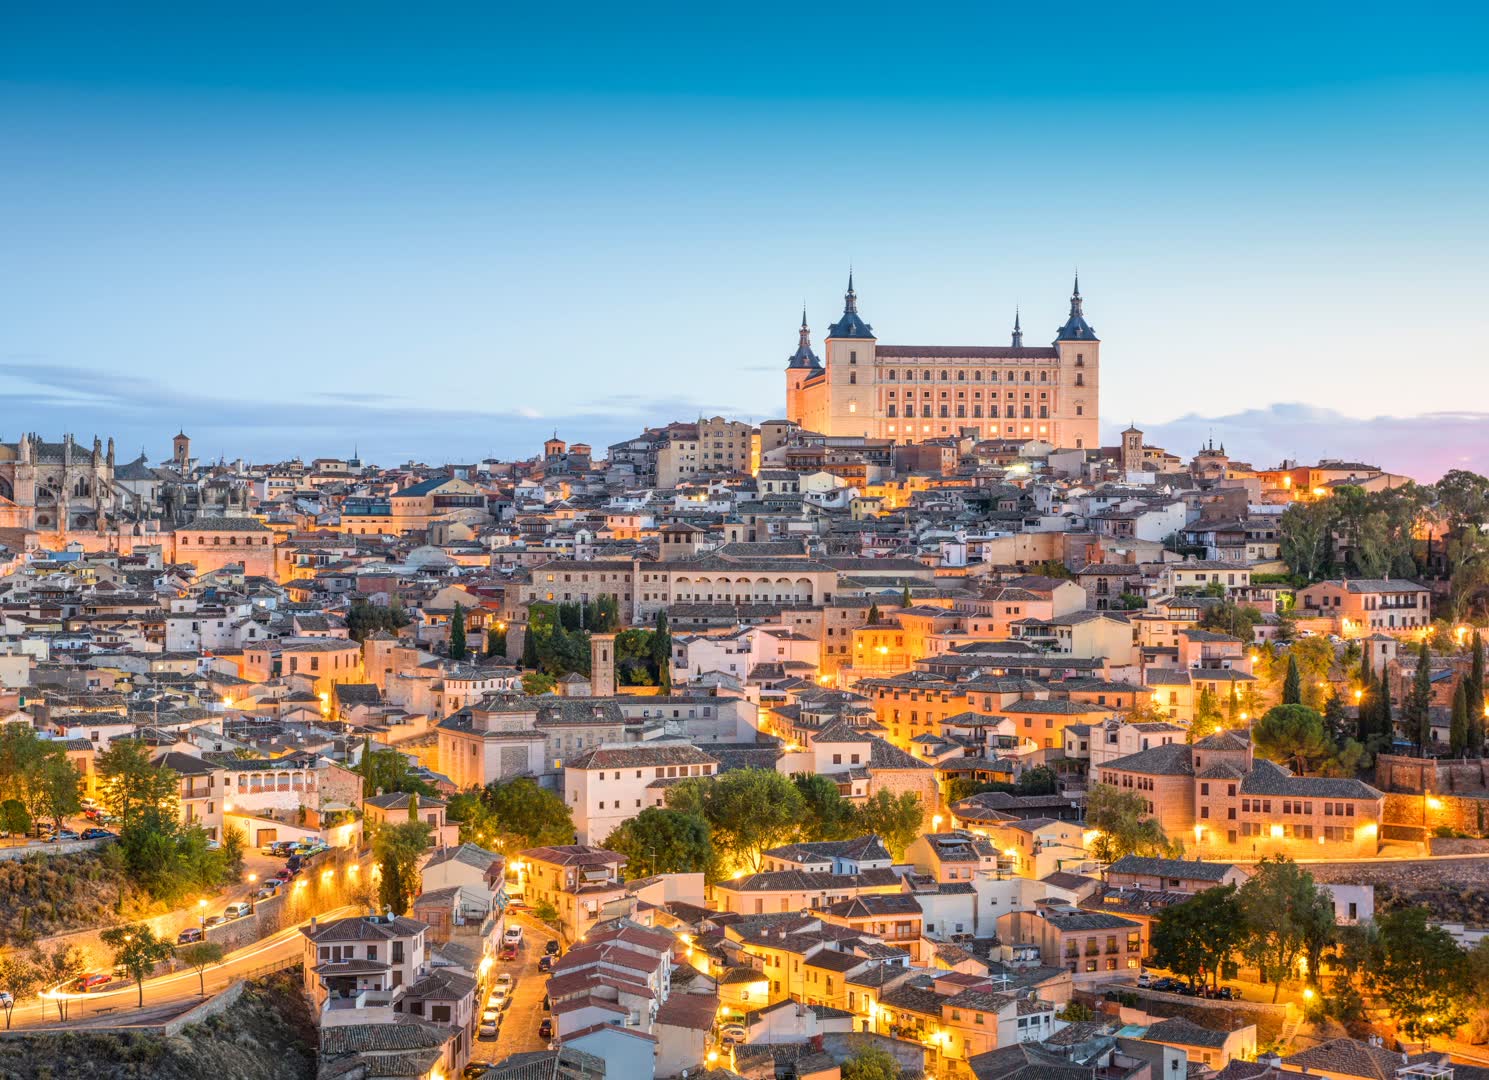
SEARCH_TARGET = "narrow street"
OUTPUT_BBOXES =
[470,909,557,1066]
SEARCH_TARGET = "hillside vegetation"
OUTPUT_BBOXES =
[0,972,317,1080]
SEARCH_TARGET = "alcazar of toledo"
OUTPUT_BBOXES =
[786,274,1101,449]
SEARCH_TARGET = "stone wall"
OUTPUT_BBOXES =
[1375,754,1489,795]
[1381,791,1489,838]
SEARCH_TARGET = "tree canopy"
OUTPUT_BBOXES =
[1253,704,1333,775]
[449,776,575,851]
[1084,783,1181,863]
[604,807,715,879]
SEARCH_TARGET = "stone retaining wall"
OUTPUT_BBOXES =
[1376,754,1489,795]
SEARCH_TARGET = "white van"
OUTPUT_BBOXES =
[503,925,523,945]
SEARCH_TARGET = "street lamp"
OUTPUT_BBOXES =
[198,899,208,931]
[247,873,257,914]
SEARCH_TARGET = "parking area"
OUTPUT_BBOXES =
[470,912,557,1066]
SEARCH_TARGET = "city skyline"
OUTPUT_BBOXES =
[3,8,1488,475]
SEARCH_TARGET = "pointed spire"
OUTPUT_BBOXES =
[787,307,822,369]
[827,269,874,339]
[1011,307,1023,349]
[844,269,858,315]
[1055,272,1097,342]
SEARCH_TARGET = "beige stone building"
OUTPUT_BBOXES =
[786,275,1100,448]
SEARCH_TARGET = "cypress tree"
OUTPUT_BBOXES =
[1470,632,1486,754]
[1282,655,1302,705]
[867,603,881,626]
[901,586,913,609]
[449,604,467,661]
[1406,640,1434,754]
[1450,679,1469,756]
[1379,672,1394,746]
[1227,684,1240,726]
[521,622,540,669]
[1356,659,1376,743]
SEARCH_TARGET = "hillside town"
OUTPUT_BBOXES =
[3,302,1489,1080]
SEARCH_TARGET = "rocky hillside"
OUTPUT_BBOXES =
[0,972,317,1080]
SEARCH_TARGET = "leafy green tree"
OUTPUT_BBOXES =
[793,773,859,841]
[450,777,574,850]
[177,940,226,997]
[487,626,507,657]
[374,819,433,915]
[1150,884,1243,990]
[1367,905,1470,1044]
[1253,704,1333,775]
[220,824,246,883]
[1200,598,1264,641]
[1405,640,1434,753]
[532,900,559,924]
[1237,857,1336,1001]
[449,604,468,661]
[100,924,175,1008]
[667,768,804,873]
[1280,500,1334,581]
[97,739,178,831]
[854,790,924,861]
[0,798,30,837]
[1282,655,1302,705]
[358,746,435,799]
[1084,783,1181,863]
[521,671,556,695]
[842,1045,901,1080]
[346,597,410,642]
[28,753,82,833]
[1451,679,1470,756]
[604,808,714,878]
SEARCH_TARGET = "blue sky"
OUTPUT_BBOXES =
[3,6,1487,476]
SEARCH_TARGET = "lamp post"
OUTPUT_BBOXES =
[198,898,207,932]
[247,873,257,914]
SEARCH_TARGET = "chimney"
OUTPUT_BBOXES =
[310,916,318,931]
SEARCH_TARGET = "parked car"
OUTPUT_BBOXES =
[80,828,115,840]
[255,886,279,901]
[177,928,204,945]
[538,1018,553,1038]
[500,945,517,961]
[503,926,523,945]
[479,1012,499,1038]
[79,797,99,812]
[223,902,252,920]
[537,955,553,973]
[541,994,550,1012]
[719,1024,747,1045]
[266,841,295,857]
[1137,971,1151,987]
[75,973,110,993]
[489,988,509,1010]
[1149,977,1178,993]
[204,915,228,929]
[544,939,560,956]
[46,830,80,843]
[495,973,514,990]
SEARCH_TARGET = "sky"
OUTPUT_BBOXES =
[3,5,1488,478]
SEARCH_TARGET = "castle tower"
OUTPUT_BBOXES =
[172,431,191,471]
[1053,275,1100,451]
[1121,425,1143,475]
[822,271,876,438]
[590,632,617,698]
[784,307,822,429]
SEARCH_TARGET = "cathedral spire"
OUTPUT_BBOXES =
[1011,308,1023,349]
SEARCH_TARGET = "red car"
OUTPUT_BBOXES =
[75,973,110,993]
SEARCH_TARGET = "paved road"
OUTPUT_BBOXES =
[471,910,557,1065]
[6,905,358,1030]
